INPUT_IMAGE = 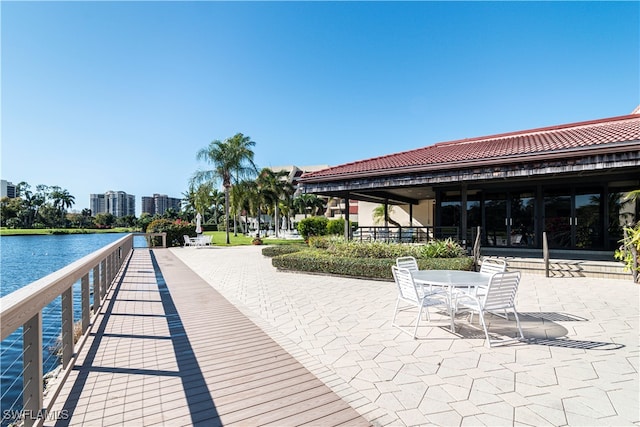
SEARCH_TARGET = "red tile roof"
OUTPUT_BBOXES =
[300,113,640,181]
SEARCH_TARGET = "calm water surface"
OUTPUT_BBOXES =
[0,233,139,417]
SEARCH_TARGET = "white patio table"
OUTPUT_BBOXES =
[411,270,493,332]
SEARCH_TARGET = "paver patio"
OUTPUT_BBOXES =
[44,249,371,426]
[172,245,640,427]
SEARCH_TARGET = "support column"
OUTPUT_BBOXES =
[461,184,468,246]
[409,204,414,227]
[344,195,350,240]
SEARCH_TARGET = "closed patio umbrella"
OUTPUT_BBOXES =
[196,212,202,235]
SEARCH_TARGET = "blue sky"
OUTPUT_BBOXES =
[2,1,638,215]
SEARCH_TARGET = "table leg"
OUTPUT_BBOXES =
[449,288,455,332]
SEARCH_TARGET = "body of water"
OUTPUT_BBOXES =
[0,233,139,417]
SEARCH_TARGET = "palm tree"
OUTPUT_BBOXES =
[193,182,214,224]
[294,194,326,218]
[229,179,260,236]
[192,133,258,244]
[50,187,76,226]
[230,179,254,235]
[256,169,293,237]
[210,189,225,226]
[373,204,400,227]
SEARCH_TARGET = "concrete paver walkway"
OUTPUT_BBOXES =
[172,245,640,427]
[45,249,370,426]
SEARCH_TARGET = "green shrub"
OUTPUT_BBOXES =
[326,218,345,235]
[326,239,422,259]
[272,250,473,280]
[261,244,306,257]
[419,238,466,258]
[308,235,334,249]
[297,216,329,240]
[146,218,196,247]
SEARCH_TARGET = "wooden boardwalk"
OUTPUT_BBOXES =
[45,249,370,426]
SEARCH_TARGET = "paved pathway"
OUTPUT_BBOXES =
[172,245,640,427]
[45,249,370,426]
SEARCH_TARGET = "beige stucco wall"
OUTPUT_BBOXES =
[357,200,434,227]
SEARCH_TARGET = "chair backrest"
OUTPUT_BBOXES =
[482,271,521,311]
[391,266,420,304]
[480,258,507,275]
[396,256,419,272]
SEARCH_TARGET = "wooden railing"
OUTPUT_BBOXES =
[0,232,165,427]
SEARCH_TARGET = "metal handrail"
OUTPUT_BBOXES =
[352,226,460,243]
[0,232,165,427]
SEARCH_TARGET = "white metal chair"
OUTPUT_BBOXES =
[199,235,212,246]
[454,257,508,304]
[479,258,507,275]
[396,257,447,297]
[391,266,449,339]
[396,256,419,272]
[455,271,524,347]
[183,235,197,247]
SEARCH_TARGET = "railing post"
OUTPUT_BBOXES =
[81,273,90,333]
[23,312,43,427]
[106,253,112,288]
[473,226,482,271]
[108,252,114,287]
[543,231,550,277]
[61,287,74,368]
[93,265,100,314]
[100,258,107,304]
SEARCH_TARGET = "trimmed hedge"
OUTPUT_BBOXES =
[271,250,474,280]
[261,245,306,257]
[146,219,196,247]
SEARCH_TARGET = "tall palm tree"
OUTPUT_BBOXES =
[373,204,400,227]
[256,169,293,237]
[230,179,254,235]
[194,182,214,223]
[192,133,257,244]
[210,189,225,226]
[50,187,76,225]
[294,194,326,218]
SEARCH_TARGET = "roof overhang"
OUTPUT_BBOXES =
[301,146,640,204]
[300,141,640,184]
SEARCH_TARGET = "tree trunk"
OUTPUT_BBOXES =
[224,186,230,244]
[274,203,279,238]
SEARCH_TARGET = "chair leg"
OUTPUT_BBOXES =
[413,306,423,339]
[423,302,431,321]
[478,311,492,348]
[392,299,400,325]
[512,309,524,340]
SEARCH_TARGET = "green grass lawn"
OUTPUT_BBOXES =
[204,231,304,246]
[0,227,135,236]
[0,228,304,246]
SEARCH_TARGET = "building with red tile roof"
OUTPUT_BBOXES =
[299,110,640,258]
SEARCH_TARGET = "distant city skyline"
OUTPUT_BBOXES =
[1,179,183,217]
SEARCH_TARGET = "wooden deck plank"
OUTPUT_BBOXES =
[44,248,369,426]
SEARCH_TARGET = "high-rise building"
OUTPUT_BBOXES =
[90,191,135,217]
[141,194,182,215]
[1,180,17,198]
[89,194,106,216]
